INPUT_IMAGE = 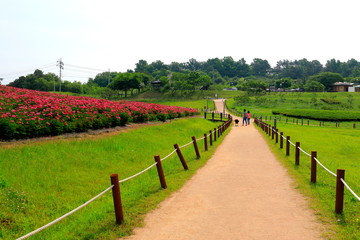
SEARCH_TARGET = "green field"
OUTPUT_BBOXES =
[255,120,360,239]
[0,117,229,239]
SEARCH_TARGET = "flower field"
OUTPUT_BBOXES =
[0,86,199,140]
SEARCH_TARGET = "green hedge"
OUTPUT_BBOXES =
[272,109,360,121]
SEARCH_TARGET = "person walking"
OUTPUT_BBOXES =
[242,109,247,126]
[247,111,251,125]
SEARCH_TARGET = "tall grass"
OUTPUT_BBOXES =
[0,118,227,239]
[257,122,360,239]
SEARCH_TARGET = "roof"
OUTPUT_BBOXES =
[332,82,353,86]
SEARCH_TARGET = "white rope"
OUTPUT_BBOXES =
[299,147,311,157]
[341,178,360,201]
[179,140,194,149]
[313,157,337,177]
[289,141,296,147]
[17,185,114,240]
[196,136,205,141]
[207,133,212,137]
[119,162,158,183]
[161,149,177,161]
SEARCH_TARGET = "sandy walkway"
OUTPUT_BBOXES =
[122,100,325,240]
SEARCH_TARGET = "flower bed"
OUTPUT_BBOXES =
[0,86,199,140]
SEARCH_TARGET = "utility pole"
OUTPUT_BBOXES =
[57,58,64,92]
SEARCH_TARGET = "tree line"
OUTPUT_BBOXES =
[6,57,360,97]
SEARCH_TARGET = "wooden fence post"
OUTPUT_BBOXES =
[212,112,214,120]
[280,132,284,149]
[220,112,223,121]
[204,112,207,119]
[218,126,220,138]
[173,144,188,170]
[275,129,279,143]
[272,127,274,139]
[192,136,201,159]
[268,125,272,136]
[286,136,290,156]
[295,142,300,165]
[110,174,124,224]
[154,155,167,189]
[335,169,345,214]
[204,133,208,151]
[311,151,317,183]
[209,130,213,146]
[214,128,217,141]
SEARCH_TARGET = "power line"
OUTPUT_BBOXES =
[65,63,107,72]
[0,63,57,77]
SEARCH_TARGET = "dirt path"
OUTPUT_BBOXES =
[122,100,325,240]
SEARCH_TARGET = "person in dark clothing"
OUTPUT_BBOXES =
[242,109,247,126]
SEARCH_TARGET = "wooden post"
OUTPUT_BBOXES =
[204,112,207,119]
[268,125,271,136]
[110,174,124,224]
[353,123,356,128]
[154,155,167,189]
[311,151,317,183]
[209,130,213,146]
[218,126,220,138]
[335,169,345,214]
[220,112,223,121]
[174,144,188,170]
[212,112,214,120]
[192,136,201,159]
[308,120,310,125]
[286,136,290,156]
[280,132,284,149]
[295,142,300,165]
[214,128,217,141]
[275,129,279,143]
[272,127,274,140]
[204,133,208,151]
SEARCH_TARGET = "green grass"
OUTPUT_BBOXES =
[134,99,215,111]
[255,122,360,239]
[228,92,360,116]
[0,117,229,239]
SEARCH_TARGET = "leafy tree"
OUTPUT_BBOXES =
[275,78,292,89]
[135,59,149,73]
[250,58,270,76]
[93,72,118,87]
[304,80,325,92]
[324,59,342,74]
[308,72,344,91]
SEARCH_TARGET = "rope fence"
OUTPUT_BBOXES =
[253,114,359,130]
[16,115,232,240]
[254,118,360,214]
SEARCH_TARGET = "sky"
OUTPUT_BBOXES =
[1,0,359,84]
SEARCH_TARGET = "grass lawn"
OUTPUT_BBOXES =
[255,121,360,239]
[0,117,229,239]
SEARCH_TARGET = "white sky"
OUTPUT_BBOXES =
[1,0,359,84]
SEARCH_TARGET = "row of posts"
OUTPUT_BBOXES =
[204,111,230,121]
[254,118,346,214]
[110,116,233,224]
[259,115,357,128]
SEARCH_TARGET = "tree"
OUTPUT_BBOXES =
[93,71,117,87]
[250,58,270,76]
[324,59,342,74]
[308,72,344,91]
[108,73,133,97]
[304,81,325,92]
